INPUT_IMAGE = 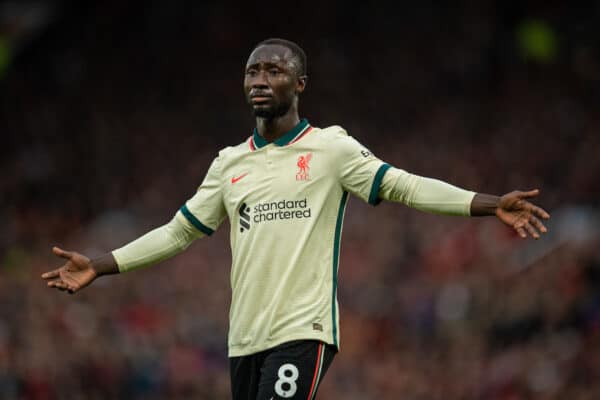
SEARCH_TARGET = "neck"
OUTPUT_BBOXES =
[256,110,300,143]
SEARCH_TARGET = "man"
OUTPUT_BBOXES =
[42,38,550,399]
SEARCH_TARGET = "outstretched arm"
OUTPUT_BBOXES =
[41,213,203,293]
[42,152,228,294]
[377,167,549,239]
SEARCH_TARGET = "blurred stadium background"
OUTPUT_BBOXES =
[1,0,599,398]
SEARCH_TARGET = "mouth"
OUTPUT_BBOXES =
[251,96,272,105]
[250,90,273,102]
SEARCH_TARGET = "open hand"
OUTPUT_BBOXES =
[41,247,97,293]
[496,189,550,239]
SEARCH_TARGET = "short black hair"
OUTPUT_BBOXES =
[253,38,307,76]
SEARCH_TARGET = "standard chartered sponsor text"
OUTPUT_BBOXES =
[252,198,311,222]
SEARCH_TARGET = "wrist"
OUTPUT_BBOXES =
[470,193,500,216]
[90,252,120,276]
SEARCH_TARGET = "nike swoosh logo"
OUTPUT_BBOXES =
[231,172,249,184]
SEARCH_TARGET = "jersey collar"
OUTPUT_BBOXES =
[252,119,310,149]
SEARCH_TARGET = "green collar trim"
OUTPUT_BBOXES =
[252,119,310,148]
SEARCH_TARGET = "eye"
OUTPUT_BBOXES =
[268,68,280,76]
[246,69,257,76]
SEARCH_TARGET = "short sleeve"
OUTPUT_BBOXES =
[176,155,227,235]
[334,129,390,205]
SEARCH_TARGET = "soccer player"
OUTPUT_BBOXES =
[42,38,550,399]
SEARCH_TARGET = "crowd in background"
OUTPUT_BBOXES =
[1,1,599,398]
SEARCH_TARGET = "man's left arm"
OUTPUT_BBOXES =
[378,167,550,239]
[332,131,550,239]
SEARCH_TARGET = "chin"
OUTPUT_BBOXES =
[253,107,276,119]
[252,103,290,119]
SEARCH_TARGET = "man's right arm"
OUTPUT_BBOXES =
[113,153,226,273]
[42,153,227,293]
[42,214,205,293]
[110,213,204,272]
[91,212,206,275]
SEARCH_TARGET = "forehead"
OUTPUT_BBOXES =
[246,44,295,67]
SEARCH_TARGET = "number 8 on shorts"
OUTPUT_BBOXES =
[274,363,299,398]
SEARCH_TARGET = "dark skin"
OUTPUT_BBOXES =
[42,44,550,294]
[244,44,307,142]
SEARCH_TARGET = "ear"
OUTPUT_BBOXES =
[296,75,307,94]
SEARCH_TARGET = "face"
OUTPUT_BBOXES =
[244,44,306,119]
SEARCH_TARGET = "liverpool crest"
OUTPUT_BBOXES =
[296,153,312,181]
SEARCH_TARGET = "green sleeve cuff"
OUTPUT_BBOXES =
[180,205,214,236]
[368,163,391,205]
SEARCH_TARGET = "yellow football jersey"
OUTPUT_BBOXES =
[179,119,387,356]
[113,119,474,357]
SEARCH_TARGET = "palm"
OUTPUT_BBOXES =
[42,247,97,293]
[61,257,95,287]
[495,189,550,239]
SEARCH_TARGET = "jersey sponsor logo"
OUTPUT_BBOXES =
[296,153,312,181]
[238,202,251,232]
[231,172,249,184]
[312,322,323,332]
[253,199,311,223]
[237,199,312,233]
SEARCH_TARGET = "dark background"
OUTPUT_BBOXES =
[1,0,599,398]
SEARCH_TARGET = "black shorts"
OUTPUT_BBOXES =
[230,340,337,400]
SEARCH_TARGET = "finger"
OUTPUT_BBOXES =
[52,246,73,260]
[518,189,540,199]
[41,268,61,279]
[529,204,550,220]
[61,275,81,291]
[515,226,527,239]
[529,215,548,234]
[524,222,540,239]
[47,279,65,288]
[48,280,74,291]
[518,200,550,220]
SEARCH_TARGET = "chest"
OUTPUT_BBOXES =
[221,146,336,212]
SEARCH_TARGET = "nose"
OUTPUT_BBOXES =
[249,70,269,88]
